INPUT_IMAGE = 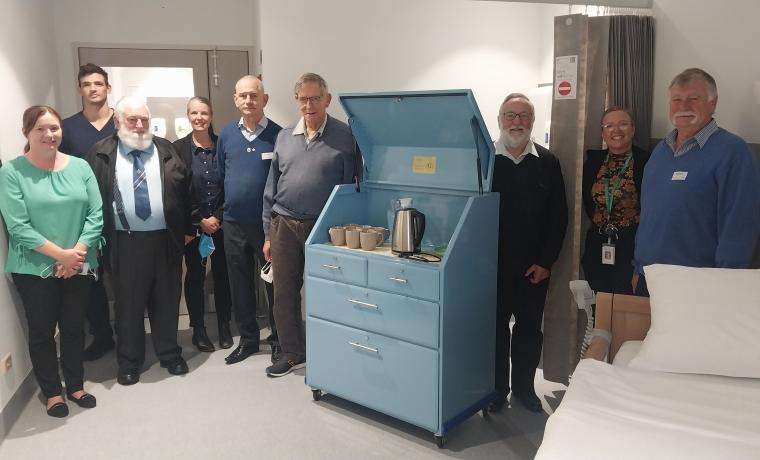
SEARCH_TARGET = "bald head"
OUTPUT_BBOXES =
[234,75,268,122]
[115,96,150,120]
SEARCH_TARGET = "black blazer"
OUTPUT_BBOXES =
[86,134,193,273]
[582,145,650,225]
[172,130,221,225]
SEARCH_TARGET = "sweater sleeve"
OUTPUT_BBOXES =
[262,136,282,240]
[77,163,104,249]
[538,156,569,269]
[0,167,47,251]
[714,145,760,268]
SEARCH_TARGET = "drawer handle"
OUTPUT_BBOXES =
[388,276,408,284]
[349,341,379,353]
[321,264,341,270]
[347,299,379,310]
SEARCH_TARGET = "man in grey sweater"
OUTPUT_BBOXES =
[262,73,359,377]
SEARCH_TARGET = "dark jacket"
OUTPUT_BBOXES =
[582,145,650,225]
[172,130,221,226]
[86,134,192,273]
[493,143,568,272]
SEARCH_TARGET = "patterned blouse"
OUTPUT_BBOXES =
[590,151,639,230]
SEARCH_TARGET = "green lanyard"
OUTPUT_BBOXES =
[603,152,632,222]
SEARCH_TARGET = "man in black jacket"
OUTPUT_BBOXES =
[490,93,568,413]
[87,96,194,386]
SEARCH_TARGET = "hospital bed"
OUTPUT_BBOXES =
[536,288,760,460]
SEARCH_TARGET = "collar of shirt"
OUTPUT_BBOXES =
[117,140,155,159]
[238,116,268,141]
[292,115,328,141]
[191,137,216,155]
[665,118,719,157]
[494,138,538,165]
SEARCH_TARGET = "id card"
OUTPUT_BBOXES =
[602,244,616,265]
[671,171,688,181]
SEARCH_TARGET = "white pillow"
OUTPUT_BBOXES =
[629,264,760,378]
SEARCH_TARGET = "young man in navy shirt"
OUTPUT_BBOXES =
[60,63,117,361]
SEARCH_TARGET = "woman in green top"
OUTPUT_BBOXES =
[0,106,103,418]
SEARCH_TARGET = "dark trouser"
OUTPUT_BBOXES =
[581,228,636,295]
[495,268,549,397]
[12,273,91,398]
[269,214,315,360]
[634,273,650,297]
[184,230,231,328]
[86,270,113,343]
[114,230,183,372]
[223,220,274,345]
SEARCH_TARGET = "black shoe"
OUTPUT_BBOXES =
[83,338,115,361]
[488,394,508,413]
[162,358,189,375]
[117,371,140,386]
[218,322,233,349]
[192,328,215,352]
[46,401,69,418]
[514,390,542,413]
[270,342,282,364]
[266,355,305,377]
[225,343,260,365]
[67,392,97,409]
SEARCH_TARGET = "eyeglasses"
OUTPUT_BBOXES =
[297,95,323,105]
[125,116,149,126]
[501,111,532,121]
[601,122,633,131]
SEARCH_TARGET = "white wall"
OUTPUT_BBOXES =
[52,0,258,118]
[0,0,60,411]
[651,0,760,142]
[261,0,560,143]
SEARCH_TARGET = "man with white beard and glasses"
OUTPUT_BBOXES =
[632,68,760,296]
[87,96,194,385]
[489,93,567,413]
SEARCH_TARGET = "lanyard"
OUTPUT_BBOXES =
[603,152,632,224]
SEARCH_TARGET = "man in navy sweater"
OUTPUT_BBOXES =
[218,76,281,364]
[60,63,117,361]
[633,68,760,295]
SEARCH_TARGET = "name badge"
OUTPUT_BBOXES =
[261,152,273,160]
[672,171,688,181]
[601,243,616,265]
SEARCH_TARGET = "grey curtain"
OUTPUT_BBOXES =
[607,16,655,150]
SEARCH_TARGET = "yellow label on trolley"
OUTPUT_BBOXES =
[412,156,437,174]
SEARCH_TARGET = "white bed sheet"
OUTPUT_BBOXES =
[536,359,760,460]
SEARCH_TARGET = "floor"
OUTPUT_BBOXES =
[0,315,566,460]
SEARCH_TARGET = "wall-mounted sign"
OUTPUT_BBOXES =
[554,55,578,100]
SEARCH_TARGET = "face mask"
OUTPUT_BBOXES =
[199,234,216,259]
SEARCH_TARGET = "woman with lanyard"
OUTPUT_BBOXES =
[582,107,650,294]
[0,106,103,417]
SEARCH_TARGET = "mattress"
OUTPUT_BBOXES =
[612,340,642,367]
[536,359,760,460]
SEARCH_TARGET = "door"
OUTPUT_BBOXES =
[77,47,250,140]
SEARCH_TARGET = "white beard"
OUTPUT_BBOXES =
[119,127,153,151]
[498,128,531,150]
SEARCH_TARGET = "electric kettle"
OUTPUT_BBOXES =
[391,198,426,256]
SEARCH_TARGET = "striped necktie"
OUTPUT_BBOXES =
[129,150,151,220]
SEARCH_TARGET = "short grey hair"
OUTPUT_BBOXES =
[669,68,718,101]
[500,92,535,121]
[115,96,151,120]
[187,96,213,113]
[294,73,329,96]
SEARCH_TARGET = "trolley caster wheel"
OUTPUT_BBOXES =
[311,389,322,401]
[434,435,446,448]
[481,408,490,419]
